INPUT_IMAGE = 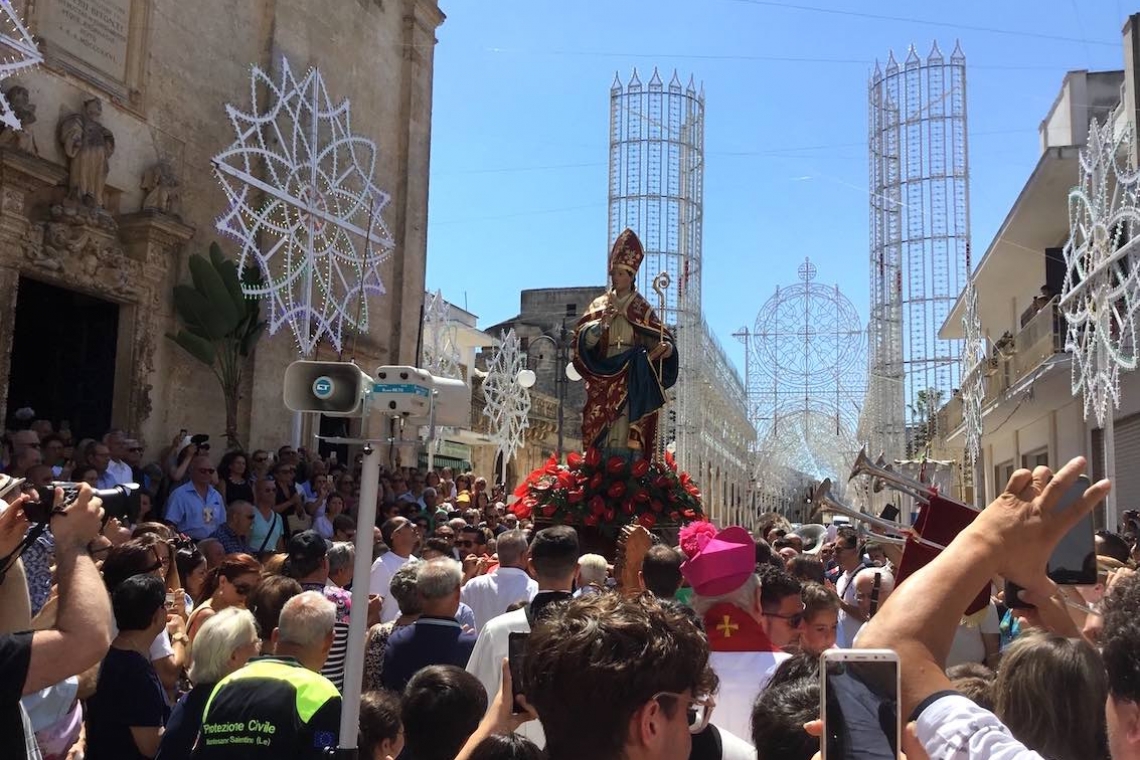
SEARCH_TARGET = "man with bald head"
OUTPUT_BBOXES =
[212,499,254,556]
[10,428,39,456]
[102,429,133,486]
[164,454,225,540]
[853,566,895,623]
[10,443,41,478]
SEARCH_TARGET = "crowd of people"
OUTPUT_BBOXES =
[3,419,1140,760]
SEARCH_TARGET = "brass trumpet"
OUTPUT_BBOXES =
[849,447,967,507]
[813,478,947,551]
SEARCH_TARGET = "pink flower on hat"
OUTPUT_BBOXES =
[680,521,719,559]
[680,525,756,597]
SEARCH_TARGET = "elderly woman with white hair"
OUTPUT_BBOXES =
[155,607,261,760]
[575,553,609,597]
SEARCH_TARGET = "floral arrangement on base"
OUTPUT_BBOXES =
[510,447,706,532]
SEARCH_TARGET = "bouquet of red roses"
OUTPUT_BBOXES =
[509,447,705,532]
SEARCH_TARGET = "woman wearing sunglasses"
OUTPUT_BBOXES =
[187,553,262,643]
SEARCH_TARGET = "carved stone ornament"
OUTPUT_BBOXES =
[57,98,115,212]
[40,203,133,298]
[0,86,37,154]
[140,160,181,216]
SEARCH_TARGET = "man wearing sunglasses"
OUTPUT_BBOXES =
[164,454,225,541]
[681,524,804,743]
[525,592,719,760]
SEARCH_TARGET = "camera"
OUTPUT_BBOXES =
[25,482,140,525]
[191,433,210,452]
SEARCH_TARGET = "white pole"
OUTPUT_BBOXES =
[1105,411,1118,531]
[338,429,382,750]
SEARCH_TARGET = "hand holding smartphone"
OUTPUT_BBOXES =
[507,632,529,714]
[821,649,901,760]
[1005,474,1097,609]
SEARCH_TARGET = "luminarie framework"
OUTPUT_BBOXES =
[482,329,531,482]
[1060,117,1140,528]
[213,56,394,356]
[737,259,865,515]
[865,41,970,460]
[0,1,42,130]
[608,67,755,525]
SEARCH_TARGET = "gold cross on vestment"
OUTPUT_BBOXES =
[716,615,739,638]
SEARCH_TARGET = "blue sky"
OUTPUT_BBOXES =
[425,0,1128,378]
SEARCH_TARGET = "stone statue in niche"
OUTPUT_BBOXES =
[58,98,115,210]
[140,160,181,215]
[0,86,38,154]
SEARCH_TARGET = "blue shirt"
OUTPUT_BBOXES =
[164,482,225,540]
[211,523,252,556]
[380,616,477,693]
[249,508,285,555]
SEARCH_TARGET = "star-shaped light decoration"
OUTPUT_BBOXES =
[1060,118,1140,427]
[0,1,43,130]
[960,276,985,467]
[482,329,531,472]
[213,56,394,356]
[423,290,463,381]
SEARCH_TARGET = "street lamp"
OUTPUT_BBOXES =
[515,318,580,462]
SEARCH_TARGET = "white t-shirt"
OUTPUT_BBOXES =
[368,552,417,623]
[835,568,862,647]
[709,649,789,743]
[946,602,1000,668]
[467,607,545,747]
[460,567,538,632]
[916,693,1043,759]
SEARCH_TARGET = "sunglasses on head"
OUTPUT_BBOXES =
[652,692,716,734]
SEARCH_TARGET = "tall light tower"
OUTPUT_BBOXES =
[866,42,971,460]
[608,67,704,471]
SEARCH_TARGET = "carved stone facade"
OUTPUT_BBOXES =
[0,0,444,453]
[0,147,193,438]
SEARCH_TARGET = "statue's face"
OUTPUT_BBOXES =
[611,266,633,292]
[85,100,102,119]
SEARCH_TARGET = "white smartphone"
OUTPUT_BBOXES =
[820,648,901,760]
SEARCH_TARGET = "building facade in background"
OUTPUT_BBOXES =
[0,0,444,454]
[936,66,1130,523]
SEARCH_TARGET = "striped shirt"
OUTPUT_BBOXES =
[299,583,350,692]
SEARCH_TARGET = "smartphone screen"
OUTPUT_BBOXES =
[1047,475,1096,584]
[822,651,900,760]
[879,504,900,522]
[507,632,528,713]
[1006,475,1096,607]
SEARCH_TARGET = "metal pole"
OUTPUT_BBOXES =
[338,425,382,755]
[557,321,566,461]
[1106,411,1118,530]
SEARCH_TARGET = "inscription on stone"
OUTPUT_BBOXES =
[38,0,131,84]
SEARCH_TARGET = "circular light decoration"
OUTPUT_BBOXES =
[1060,118,1140,427]
[0,1,43,130]
[213,56,394,356]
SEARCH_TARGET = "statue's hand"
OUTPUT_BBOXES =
[649,342,673,361]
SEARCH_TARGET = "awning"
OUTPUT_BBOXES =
[418,453,471,472]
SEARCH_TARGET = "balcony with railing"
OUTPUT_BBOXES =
[939,297,1066,438]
